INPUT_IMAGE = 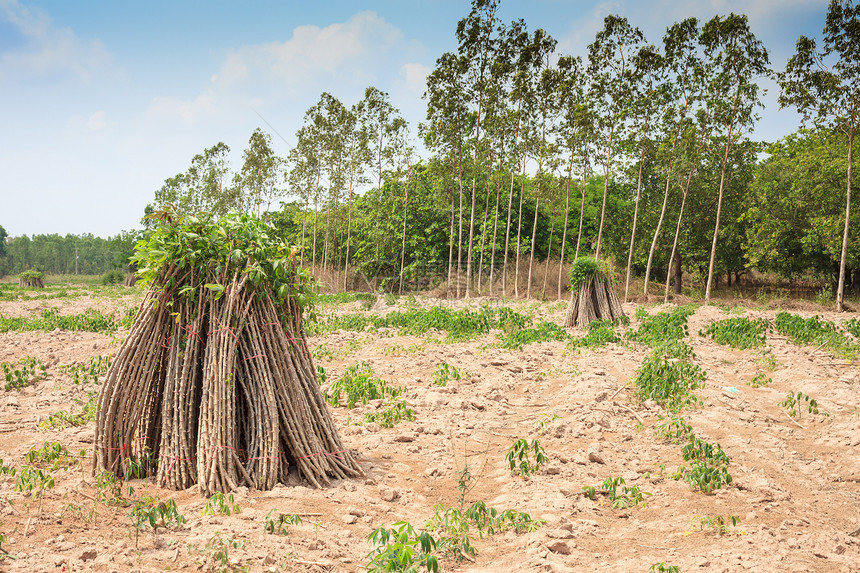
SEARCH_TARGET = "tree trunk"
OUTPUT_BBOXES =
[673,250,682,294]
[489,153,503,296]
[705,124,735,303]
[398,175,410,294]
[575,159,588,260]
[502,99,523,298]
[595,129,614,259]
[447,190,456,297]
[664,171,693,303]
[527,198,540,299]
[514,157,527,298]
[837,125,854,312]
[558,157,572,300]
[343,182,354,292]
[477,177,492,294]
[624,146,647,301]
[542,211,554,299]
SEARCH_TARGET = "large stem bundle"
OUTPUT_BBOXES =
[94,214,362,495]
[564,257,625,328]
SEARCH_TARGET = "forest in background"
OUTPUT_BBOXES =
[1,0,857,306]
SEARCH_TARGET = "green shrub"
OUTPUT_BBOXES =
[101,269,125,285]
[699,317,768,349]
[775,312,857,359]
[326,362,403,408]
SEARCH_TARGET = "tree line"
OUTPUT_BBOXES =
[4,1,857,308]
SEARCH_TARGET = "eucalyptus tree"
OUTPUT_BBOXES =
[154,142,236,217]
[424,51,470,295]
[500,19,532,296]
[556,55,596,271]
[623,45,664,301]
[526,37,560,299]
[456,0,503,297]
[643,17,703,297]
[342,100,371,290]
[287,125,321,264]
[700,13,770,302]
[778,0,860,311]
[587,15,646,259]
[235,128,285,216]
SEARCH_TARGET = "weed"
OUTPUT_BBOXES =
[775,312,857,359]
[634,347,705,412]
[748,372,772,388]
[198,532,248,572]
[367,521,439,573]
[583,476,651,509]
[384,343,425,357]
[361,398,416,428]
[627,306,697,347]
[203,492,240,516]
[506,439,547,477]
[0,307,120,333]
[264,510,302,535]
[128,496,186,547]
[498,320,568,350]
[678,461,733,493]
[59,355,112,385]
[689,515,741,536]
[2,356,47,391]
[0,458,16,478]
[326,362,404,408]
[780,391,829,419]
[95,471,128,506]
[654,415,694,443]
[535,413,561,431]
[25,442,79,471]
[699,317,768,349]
[40,391,98,429]
[569,318,623,349]
[432,363,466,387]
[650,564,681,573]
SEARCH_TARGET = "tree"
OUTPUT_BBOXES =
[587,15,646,259]
[235,128,286,216]
[153,142,236,217]
[700,13,770,302]
[778,0,860,311]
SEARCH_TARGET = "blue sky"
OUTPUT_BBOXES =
[0,0,828,238]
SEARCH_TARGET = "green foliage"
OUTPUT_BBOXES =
[14,466,55,500]
[0,458,16,478]
[774,312,858,359]
[690,515,741,536]
[779,390,828,420]
[264,510,302,535]
[499,320,568,350]
[569,256,610,290]
[505,439,548,477]
[40,391,98,429]
[203,492,240,516]
[326,362,404,408]
[361,398,416,428]
[128,496,186,533]
[748,372,772,388]
[650,564,681,573]
[18,270,44,282]
[425,502,545,561]
[2,356,47,390]
[432,363,465,387]
[25,442,78,471]
[699,317,768,349]
[132,213,317,320]
[582,476,651,509]
[59,355,112,385]
[312,305,530,343]
[634,347,705,412]
[681,436,730,466]
[0,307,120,333]
[654,415,694,444]
[367,521,439,573]
[569,318,624,348]
[677,460,733,493]
[94,471,128,507]
[101,269,125,285]
[199,532,248,573]
[627,306,697,347]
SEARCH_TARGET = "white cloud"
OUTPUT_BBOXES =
[147,91,218,124]
[0,0,114,81]
[398,62,430,98]
[86,110,108,131]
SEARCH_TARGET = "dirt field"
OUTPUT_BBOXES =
[1,285,859,572]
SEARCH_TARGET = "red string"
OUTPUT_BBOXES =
[162,454,194,477]
[179,324,205,345]
[241,354,266,362]
[161,334,171,349]
[247,455,279,461]
[209,317,238,340]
